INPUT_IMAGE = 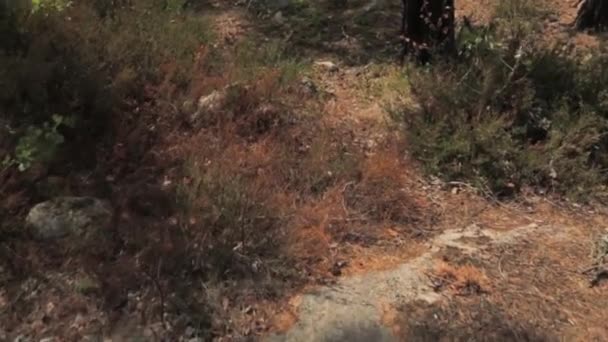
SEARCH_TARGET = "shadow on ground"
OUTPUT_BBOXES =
[248,0,404,65]
[398,299,555,342]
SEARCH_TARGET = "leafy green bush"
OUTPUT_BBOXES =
[9,114,74,171]
[401,3,608,200]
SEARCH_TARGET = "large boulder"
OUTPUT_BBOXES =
[26,197,113,240]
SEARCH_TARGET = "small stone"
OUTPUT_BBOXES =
[191,90,226,122]
[331,260,348,276]
[184,326,195,337]
[39,338,55,342]
[45,302,55,315]
[197,91,224,112]
[314,61,339,72]
[71,313,86,329]
[300,77,318,94]
[190,83,245,124]
[26,197,113,240]
[272,11,285,25]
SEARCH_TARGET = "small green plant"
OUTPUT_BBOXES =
[10,114,73,171]
[32,0,72,12]
[164,0,187,12]
[232,39,308,84]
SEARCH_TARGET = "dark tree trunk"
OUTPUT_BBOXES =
[401,0,455,63]
[575,0,608,32]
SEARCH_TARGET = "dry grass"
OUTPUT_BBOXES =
[402,204,608,341]
[394,201,608,341]
[398,298,555,341]
[481,223,608,340]
[168,52,440,291]
[430,261,490,296]
[346,147,427,225]
[165,51,436,289]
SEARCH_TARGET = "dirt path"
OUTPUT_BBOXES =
[266,222,546,341]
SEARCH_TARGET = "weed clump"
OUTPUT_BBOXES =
[345,149,425,225]
[177,162,288,280]
[401,1,608,200]
[429,261,489,295]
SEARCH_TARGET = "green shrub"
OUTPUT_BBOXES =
[401,2,608,200]
[9,114,74,171]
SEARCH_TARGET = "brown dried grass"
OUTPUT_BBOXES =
[432,261,490,295]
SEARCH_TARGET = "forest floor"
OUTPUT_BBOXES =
[233,0,608,341]
[2,0,608,341]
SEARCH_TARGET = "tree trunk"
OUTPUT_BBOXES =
[401,0,455,63]
[575,0,608,32]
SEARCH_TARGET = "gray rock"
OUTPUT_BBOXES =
[190,90,225,122]
[272,11,285,25]
[197,90,225,112]
[314,61,339,73]
[26,197,113,240]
